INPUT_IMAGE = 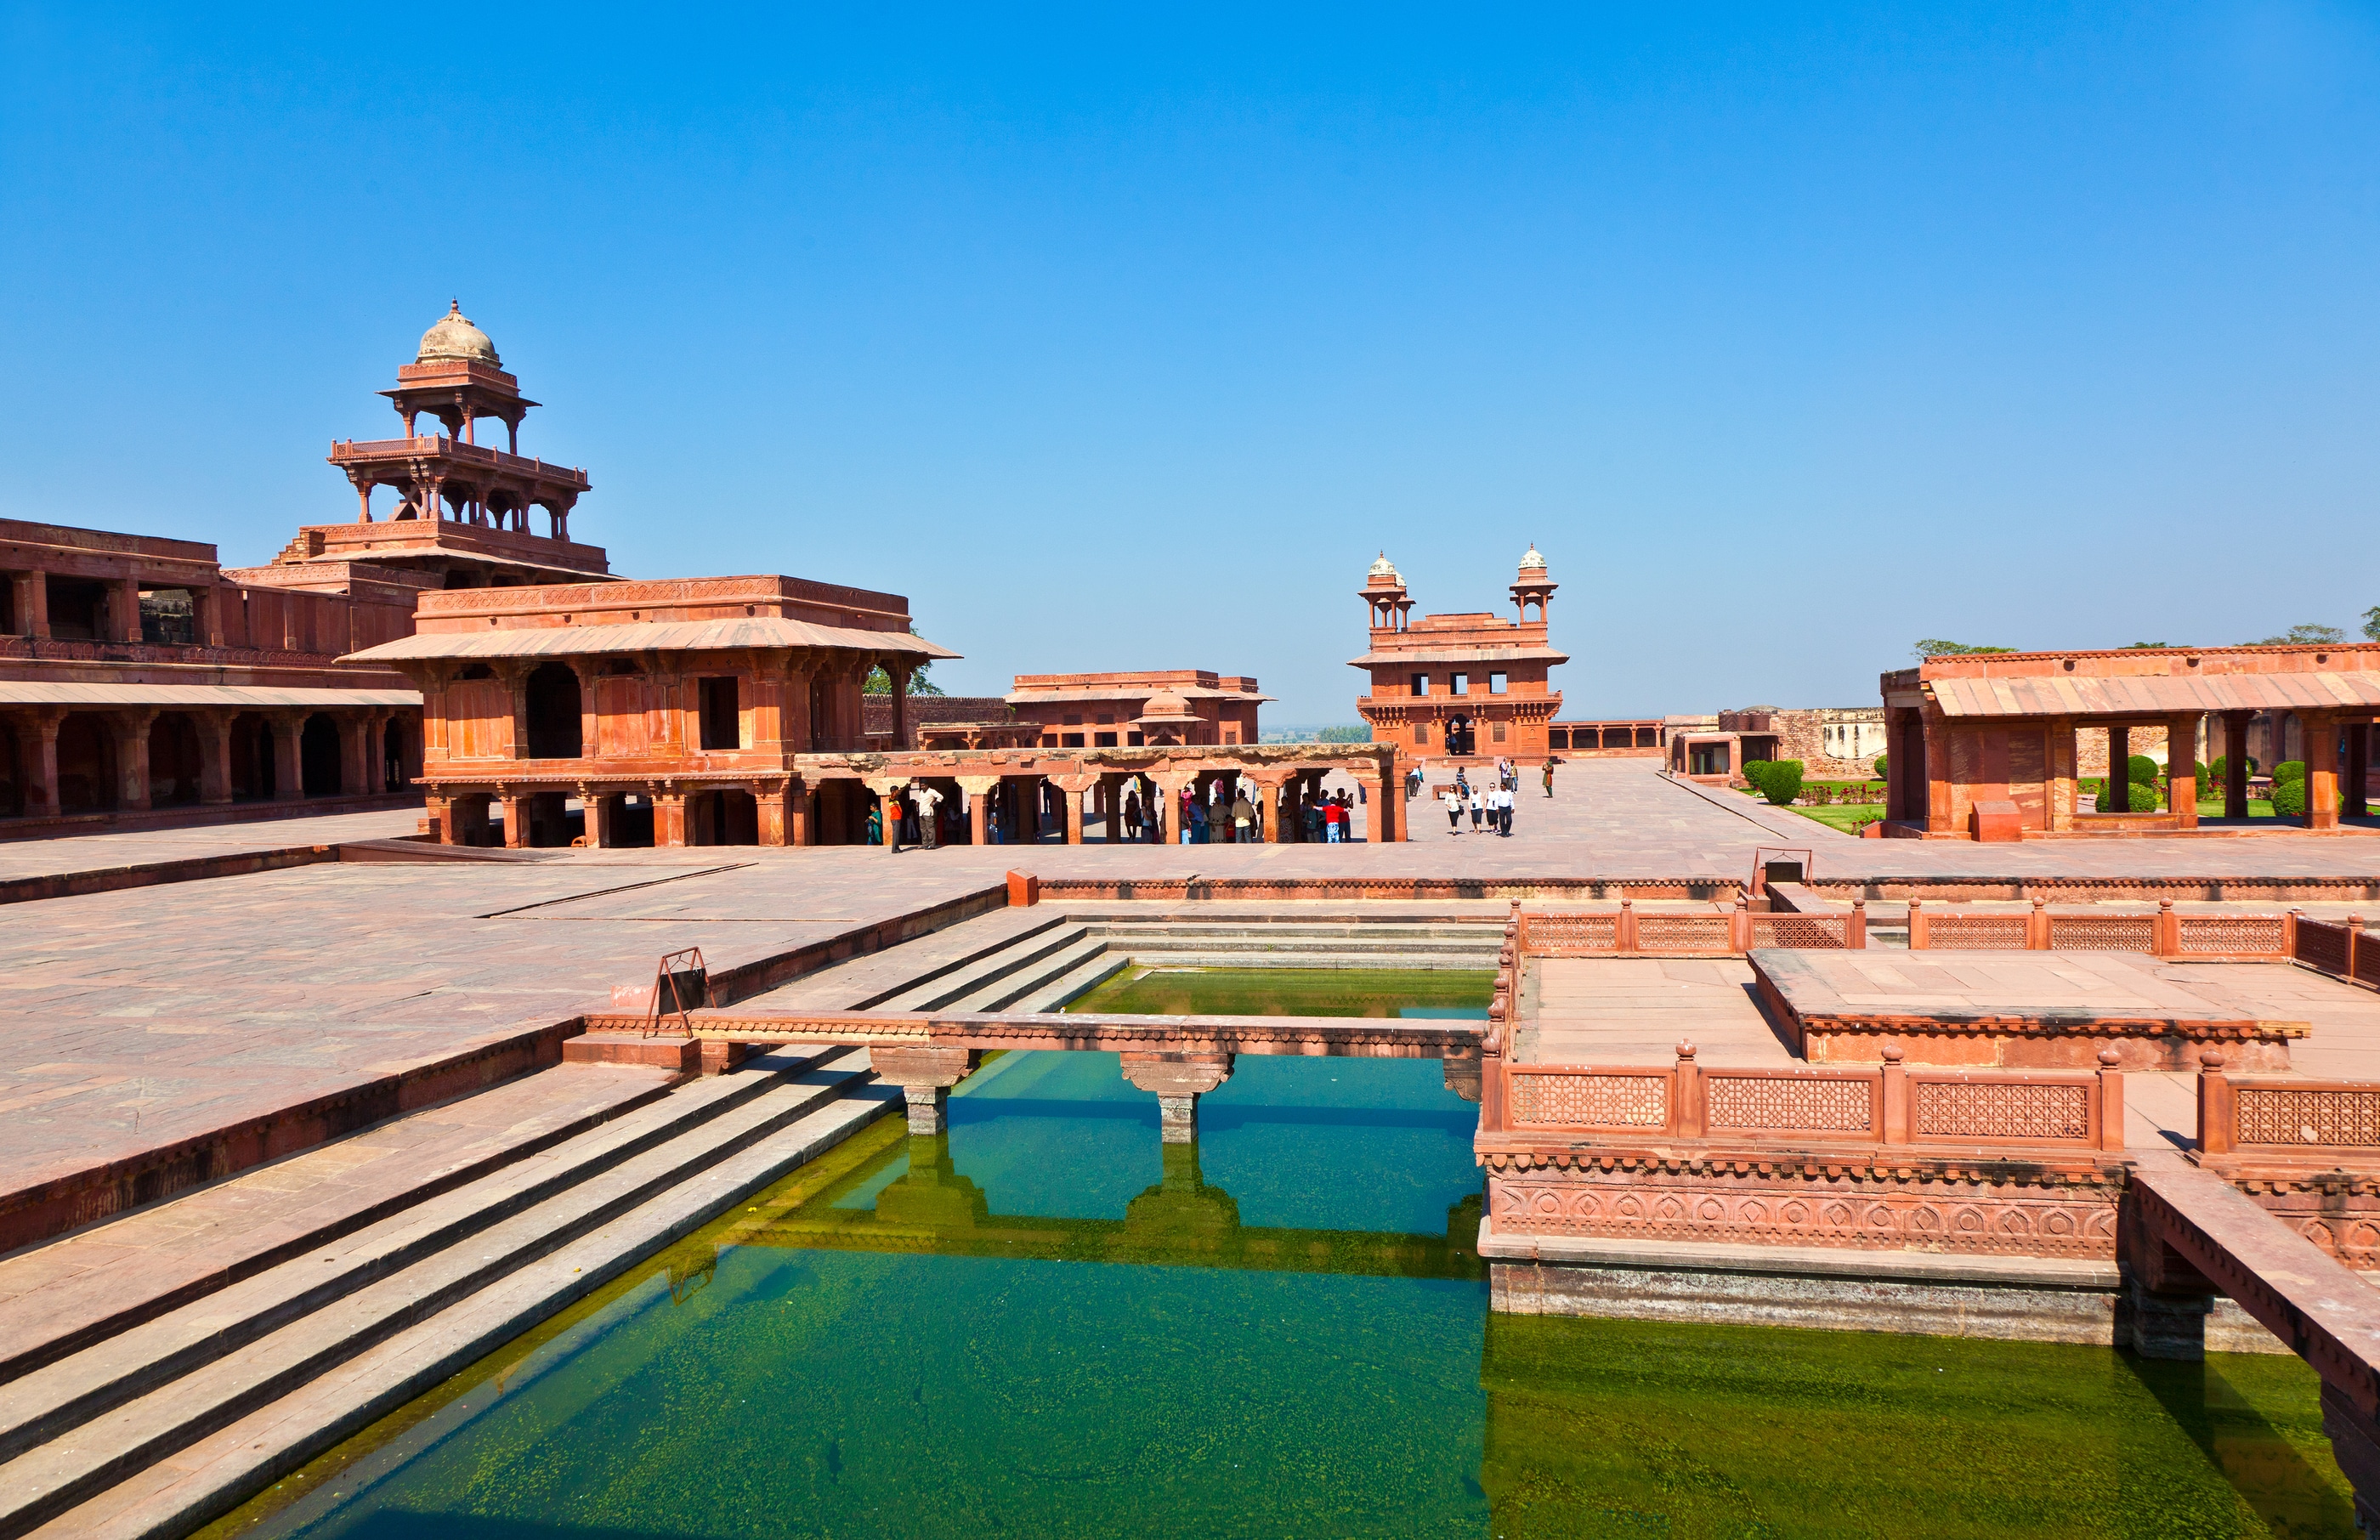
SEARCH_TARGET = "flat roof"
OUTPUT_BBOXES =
[1927,672,2380,718]
[0,682,419,709]
[345,616,959,664]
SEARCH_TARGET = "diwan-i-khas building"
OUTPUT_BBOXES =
[1352,548,1564,767]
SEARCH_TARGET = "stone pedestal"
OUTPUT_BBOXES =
[1119,1051,1234,1143]
[869,1045,980,1135]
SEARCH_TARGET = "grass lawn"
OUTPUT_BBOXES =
[1787,803,1884,834]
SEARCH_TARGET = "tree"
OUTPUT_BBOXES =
[2121,642,2170,649]
[2244,624,2347,646]
[861,624,945,696]
[1912,640,2014,660]
[2364,606,2380,642]
[1315,725,1372,743]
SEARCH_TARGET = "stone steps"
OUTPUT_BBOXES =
[0,1050,890,1539]
[1010,952,1136,1014]
[0,1063,677,1389]
[946,936,1115,1013]
[1104,931,1495,960]
[871,922,1095,1013]
[1114,951,1493,971]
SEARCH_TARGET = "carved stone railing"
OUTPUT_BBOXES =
[1515,899,1866,957]
[1905,898,2287,960]
[1480,1041,2125,1155]
[2288,914,2380,989]
[2199,1051,2380,1155]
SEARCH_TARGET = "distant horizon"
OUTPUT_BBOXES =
[5,7,2375,721]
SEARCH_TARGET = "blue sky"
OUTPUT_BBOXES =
[3,4,2376,722]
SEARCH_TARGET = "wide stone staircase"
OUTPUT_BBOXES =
[743,905,1510,1017]
[0,1050,893,1539]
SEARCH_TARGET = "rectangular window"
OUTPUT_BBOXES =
[1414,722,1431,745]
[1127,732,1144,746]
[1096,714,1114,726]
[1492,721,1508,743]
[1411,674,1430,696]
[1550,729,1570,750]
[1451,673,1469,695]
[1062,733,1085,748]
[1040,734,1059,748]
[1222,728,1238,745]
[1062,713,1083,728]
[698,677,740,750]
[1489,671,1507,694]
[1094,732,1118,747]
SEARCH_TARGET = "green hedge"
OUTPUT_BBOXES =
[2270,778,2307,817]
[2124,782,2161,812]
[2275,761,2306,784]
[1873,755,1888,779]
[2210,755,2259,781]
[1758,760,1805,807]
[2127,755,2159,786]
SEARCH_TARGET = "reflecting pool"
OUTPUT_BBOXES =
[206,1044,2354,1539]
[1065,965,1495,1020]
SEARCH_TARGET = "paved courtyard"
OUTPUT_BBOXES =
[8,758,2380,1222]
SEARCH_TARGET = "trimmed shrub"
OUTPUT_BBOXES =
[2127,755,2159,786]
[2275,761,2306,784]
[2210,755,2260,781]
[2270,778,2307,817]
[1760,760,1805,807]
[1741,760,1771,795]
[2125,781,2161,812]
[1873,755,1888,779]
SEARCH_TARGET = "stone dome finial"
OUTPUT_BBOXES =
[416,300,500,366]
[1519,543,1546,572]
[1368,551,1400,580]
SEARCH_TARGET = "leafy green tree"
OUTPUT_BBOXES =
[1912,640,2014,660]
[2363,606,2380,642]
[2121,642,2171,649]
[862,623,945,696]
[1315,725,1372,743]
[2244,624,2347,645]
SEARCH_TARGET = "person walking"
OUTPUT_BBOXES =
[1496,783,1514,836]
[1468,785,1485,833]
[1442,784,1463,834]
[1125,789,1142,841]
[1542,758,1556,797]
[915,784,943,850]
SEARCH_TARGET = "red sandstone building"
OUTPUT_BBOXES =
[1352,549,1564,767]
[1882,643,2380,838]
[1006,671,1267,748]
[0,303,620,837]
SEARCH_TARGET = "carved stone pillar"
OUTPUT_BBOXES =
[2305,711,2342,831]
[496,662,531,762]
[756,779,793,846]
[2167,712,2202,829]
[110,576,143,644]
[580,784,614,848]
[337,713,373,797]
[190,584,223,648]
[113,709,158,812]
[2223,711,2252,821]
[268,711,305,801]
[2105,725,2128,814]
[1119,1052,1235,1143]
[571,660,600,763]
[654,786,688,847]
[790,779,817,846]
[2350,722,2372,821]
[195,710,234,805]
[9,571,47,639]
[957,774,1000,846]
[498,790,528,849]
[424,795,456,845]
[21,707,63,817]
[869,1045,980,1135]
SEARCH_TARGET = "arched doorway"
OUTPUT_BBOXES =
[0,718,22,817]
[300,715,341,796]
[382,716,408,793]
[54,714,115,812]
[687,789,758,846]
[524,664,583,759]
[229,713,274,800]
[148,714,202,806]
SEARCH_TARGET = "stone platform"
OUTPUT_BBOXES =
[1750,948,2309,1070]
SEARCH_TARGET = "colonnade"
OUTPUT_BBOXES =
[0,705,420,822]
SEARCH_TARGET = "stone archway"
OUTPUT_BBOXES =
[54,713,115,812]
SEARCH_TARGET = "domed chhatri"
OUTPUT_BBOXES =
[1519,543,1546,572]
[1368,551,1401,580]
[1136,688,1200,723]
[416,300,500,367]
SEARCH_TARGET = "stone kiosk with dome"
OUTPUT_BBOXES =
[1352,546,1567,773]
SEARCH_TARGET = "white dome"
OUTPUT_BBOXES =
[1519,544,1546,571]
[1368,551,1400,580]
[416,300,499,365]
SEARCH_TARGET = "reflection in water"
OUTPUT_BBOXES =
[201,1050,2355,1540]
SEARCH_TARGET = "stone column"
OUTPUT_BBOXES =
[2105,725,2128,814]
[112,710,158,811]
[1102,774,1122,841]
[791,780,817,846]
[1119,1052,1235,1143]
[2305,711,2342,831]
[2350,723,2372,821]
[571,660,601,763]
[2167,713,2202,829]
[581,784,615,848]
[2223,711,2252,820]
[1064,784,1086,845]
[889,665,908,750]
[500,663,531,762]
[268,711,305,801]
[653,786,688,846]
[110,576,143,644]
[756,780,793,846]
[190,584,222,648]
[337,713,373,797]
[499,791,529,849]
[195,710,234,805]
[958,774,1000,846]
[869,1045,979,1135]
[424,795,456,845]
[10,571,48,639]
[1374,762,1401,841]
[20,708,62,817]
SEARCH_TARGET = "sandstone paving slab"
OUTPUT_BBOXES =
[0,811,428,885]
[1756,948,2313,1029]
[0,1062,675,1383]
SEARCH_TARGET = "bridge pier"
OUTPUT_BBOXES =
[865,1045,982,1135]
[1119,1052,1235,1143]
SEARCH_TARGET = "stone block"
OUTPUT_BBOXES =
[1969,798,2023,842]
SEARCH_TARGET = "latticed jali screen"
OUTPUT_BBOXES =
[1635,915,1732,951]
[1521,914,1618,954]
[2236,1087,2380,1147]
[2297,922,2351,976]
[1913,1081,2090,1141]
[1751,915,1847,949]
[2177,916,2286,956]
[1509,1073,1669,1128]
[1704,1075,1873,1133]
[2048,915,2156,952]
[1926,915,2029,950]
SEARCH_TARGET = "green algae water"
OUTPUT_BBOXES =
[1066,965,1495,1019]
[207,1033,2355,1536]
